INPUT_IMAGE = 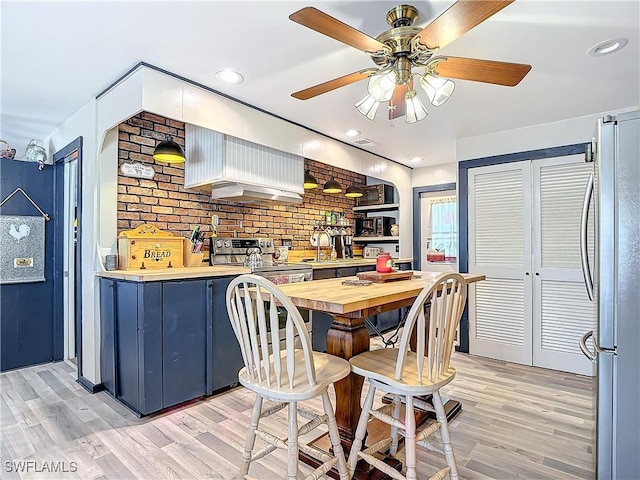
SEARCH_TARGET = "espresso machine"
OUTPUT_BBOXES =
[343,231,353,258]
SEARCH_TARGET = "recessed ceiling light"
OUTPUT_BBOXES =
[344,129,360,137]
[588,38,628,57]
[215,69,244,84]
[410,156,423,163]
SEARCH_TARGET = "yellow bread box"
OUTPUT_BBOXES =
[118,223,184,270]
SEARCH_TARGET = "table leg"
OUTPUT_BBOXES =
[325,314,370,449]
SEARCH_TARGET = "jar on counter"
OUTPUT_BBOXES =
[376,252,393,273]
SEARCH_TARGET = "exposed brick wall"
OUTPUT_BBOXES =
[117,112,366,255]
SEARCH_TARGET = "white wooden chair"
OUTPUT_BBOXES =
[347,273,467,480]
[226,274,351,480]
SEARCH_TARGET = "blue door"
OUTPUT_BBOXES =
[0,158,62,371]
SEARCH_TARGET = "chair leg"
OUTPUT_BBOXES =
[288,401,299,480]
[239,394,263,480]
[347,382,377,473]
[321,391,349,480]
[404,395,417,480]
[432,391,458,480]
[389,394,402,456]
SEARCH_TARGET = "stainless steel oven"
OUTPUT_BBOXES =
[211,237,313,339]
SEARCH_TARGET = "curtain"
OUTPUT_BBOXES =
[429,196,457,259]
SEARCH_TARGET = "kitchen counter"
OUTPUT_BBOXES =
[96,265,250,282]
[96,259,414,280]
[300,257,413,270]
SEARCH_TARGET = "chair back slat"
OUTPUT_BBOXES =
[395,273,467,383]
[269,299,282,387]
[226,274,316,389]
[255,287,272,384]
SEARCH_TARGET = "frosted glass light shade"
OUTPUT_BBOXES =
[355,94,381,121]
[404,90,428,123]
[367,70,397,101]
[420,73,455,106]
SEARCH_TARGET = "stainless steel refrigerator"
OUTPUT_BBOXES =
[580,110,640,480]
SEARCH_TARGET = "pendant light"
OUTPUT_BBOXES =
[153,134,186,164]
[303,170,319,189]
[323,176,342,194]
[345,183,363,198]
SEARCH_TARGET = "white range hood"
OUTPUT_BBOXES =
[210,182,302,204]
[184,124,304,205]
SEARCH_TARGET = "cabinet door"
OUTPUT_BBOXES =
[313,268,337,280]
[162,280,207,407]
[336,267,358,277]
[99,279,116,396]
[532,157,596,375]
[468,162,533,365]
[211,277,244,391]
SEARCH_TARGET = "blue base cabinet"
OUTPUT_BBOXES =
[99,275,242,416]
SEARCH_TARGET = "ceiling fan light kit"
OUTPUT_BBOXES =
[355,94,381,121]
[404,90,429,124]
[420,73,455,107]
[367,69,397,101]
[153,134,186,164]
[290,1,531,124]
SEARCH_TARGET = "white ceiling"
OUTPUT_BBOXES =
[2,1,639,167]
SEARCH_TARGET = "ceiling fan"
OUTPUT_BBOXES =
[290,1,532,123]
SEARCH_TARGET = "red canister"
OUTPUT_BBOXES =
[376,252,393,273]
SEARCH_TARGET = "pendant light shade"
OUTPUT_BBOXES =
[153,134,186,163]
[303,170,319,189]
[355,94,381,121]
[323,176,342,194]
[404,90,428,124]
[419,73,455,107]
[345,183,363,198]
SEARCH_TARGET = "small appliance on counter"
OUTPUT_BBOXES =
[356,184,395,206]
[355,216,394,237]
[363,246,382,258]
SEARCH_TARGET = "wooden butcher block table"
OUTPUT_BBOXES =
[277,271,485,479]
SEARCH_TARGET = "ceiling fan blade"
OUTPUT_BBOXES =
[413,0,515,50]
[290,7,387,53]
[432,56,531,86]
[292,70,375,100]
[389,83,409,120]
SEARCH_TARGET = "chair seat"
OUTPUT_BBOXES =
[239,350,351,401]
[349,348,456,395]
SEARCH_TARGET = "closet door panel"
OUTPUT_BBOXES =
[468,163,533,364]
[533,157,596,375]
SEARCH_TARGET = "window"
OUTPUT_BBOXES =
[421,193,457,263]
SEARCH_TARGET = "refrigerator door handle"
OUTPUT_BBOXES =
[579,330,597,362]
[580,172,594,301]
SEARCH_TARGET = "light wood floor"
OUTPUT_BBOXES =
[0,352,594,479]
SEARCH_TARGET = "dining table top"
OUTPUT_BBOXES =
[276,271,485,316]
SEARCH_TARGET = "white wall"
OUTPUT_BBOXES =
[44,99,101,383]
[457,107,637,161]
[411,162,457,187]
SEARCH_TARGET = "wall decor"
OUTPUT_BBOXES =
[0,215,46,283]
[120,161,155,179]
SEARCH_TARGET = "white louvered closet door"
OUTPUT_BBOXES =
[468,163,533,364]
[532,156,596,375]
